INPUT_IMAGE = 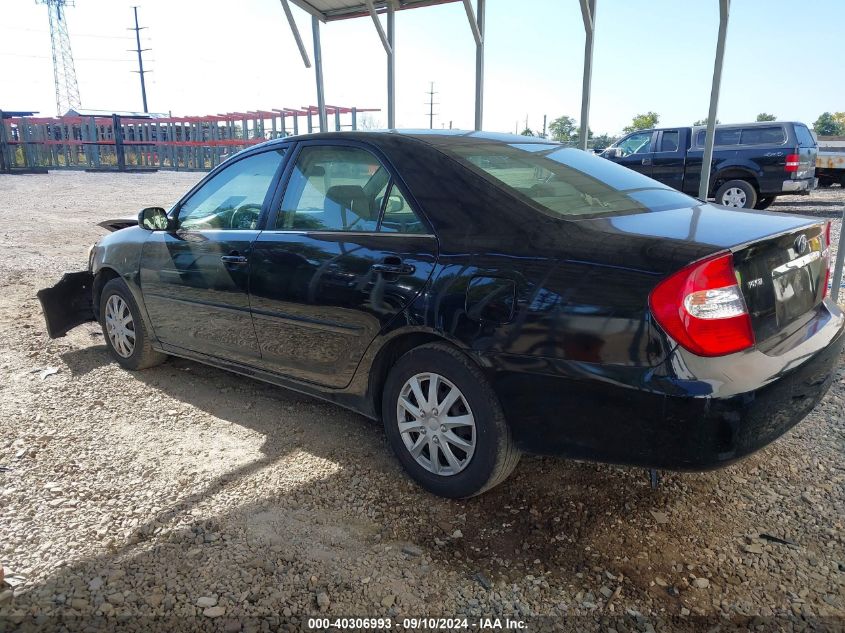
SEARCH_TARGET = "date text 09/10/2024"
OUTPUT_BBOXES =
[306,618,527,630]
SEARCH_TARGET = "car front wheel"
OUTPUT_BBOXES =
[100,277,166,371]
[382,343,520,498]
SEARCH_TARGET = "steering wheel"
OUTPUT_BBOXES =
[230,204,262,230]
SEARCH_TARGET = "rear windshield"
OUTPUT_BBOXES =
[446,142,696,219]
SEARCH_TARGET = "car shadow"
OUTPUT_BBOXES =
[1,345,725,625]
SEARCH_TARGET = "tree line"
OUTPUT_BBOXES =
[531,111,844,149]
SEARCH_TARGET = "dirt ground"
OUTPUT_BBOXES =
[1,171,844,632]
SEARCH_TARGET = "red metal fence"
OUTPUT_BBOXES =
[0,106,377,173]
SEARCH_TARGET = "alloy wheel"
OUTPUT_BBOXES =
[105,294,135,358]
[396,372,476,476]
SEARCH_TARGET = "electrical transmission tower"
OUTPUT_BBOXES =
[37,0,81,115]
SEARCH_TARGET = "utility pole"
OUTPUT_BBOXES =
[542,114,547,139]
[129,6,151,113]
[425,82,438,129]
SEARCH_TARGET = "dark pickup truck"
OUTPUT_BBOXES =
[600,121,817,209]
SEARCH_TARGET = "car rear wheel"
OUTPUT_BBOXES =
[754,196,775,210]
[100,277,166,371]
[381,343,520,498]
[715,179,757,209]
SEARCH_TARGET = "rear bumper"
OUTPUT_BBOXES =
[37,271,96,338]
[781,178,816,193]
[490,300,844,470]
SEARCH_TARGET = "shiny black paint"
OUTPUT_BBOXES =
[139,229,261,363]
[42,131,844,472]
[248,230,437,387]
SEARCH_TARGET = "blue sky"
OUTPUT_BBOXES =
[1,0,842,134]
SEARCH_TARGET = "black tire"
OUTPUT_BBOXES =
[99,277,166,371]
[818,176,834,188]
[714,179,757,209]
[754,196,776,210]
[381,343,520,498]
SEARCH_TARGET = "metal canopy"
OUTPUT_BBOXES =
[280,0,480,133]
[289,0,457,22]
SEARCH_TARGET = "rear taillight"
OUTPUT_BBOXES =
[785,153,800,172]
[823,221,832,298]
[649,253,755,357]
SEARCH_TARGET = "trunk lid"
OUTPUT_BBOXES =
[579,203,827,347]
[733,223,828,345]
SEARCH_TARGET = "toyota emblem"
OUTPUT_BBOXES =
[794,234,809,255]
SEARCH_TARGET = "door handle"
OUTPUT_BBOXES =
[372,260,415,276]
[221,253,248,265]
[641,157,652,166]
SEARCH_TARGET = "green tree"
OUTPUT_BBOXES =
[814,112,844,136]
[832,112,845,132]
[755,112,777,122]
[693,117,720,126]
[549,115,577,142]
[623,112,659,133]
[520,127,535,137]
[591,133,617,150]
[571,127,593,145]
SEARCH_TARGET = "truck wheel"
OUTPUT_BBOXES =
[818,176,834,188]
[381,343,520,498]
[715,180,757,209]
[754,196,775,210]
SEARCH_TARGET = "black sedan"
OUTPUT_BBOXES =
[39,131,844,498]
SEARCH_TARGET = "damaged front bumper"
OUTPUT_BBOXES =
[37,271,96,338]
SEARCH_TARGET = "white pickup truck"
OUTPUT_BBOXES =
[816,136,845,187]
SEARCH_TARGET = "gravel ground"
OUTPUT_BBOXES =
[1,172,844,632]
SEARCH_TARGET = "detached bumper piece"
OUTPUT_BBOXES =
[37,271,96,338]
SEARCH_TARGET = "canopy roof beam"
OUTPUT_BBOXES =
[279,0,311,68]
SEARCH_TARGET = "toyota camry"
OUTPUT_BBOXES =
[38,131,844,498]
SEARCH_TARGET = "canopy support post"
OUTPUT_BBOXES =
[365,0,396,129]
[462,0,485,131]
[578,0,596,150]
[699,0,730,201]
[387,2,395,129]
[312,15,327,133]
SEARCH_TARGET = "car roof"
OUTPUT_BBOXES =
[255,129,560,151]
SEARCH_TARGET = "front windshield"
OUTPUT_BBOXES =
[446,141,695,219]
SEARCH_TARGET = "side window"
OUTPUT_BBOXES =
[178,149,285,230]
[696,128,740,147]
[277,145,388,232]
[659,130,680,152]
[617,132,652,157]
[378,183,427,234]
[741,126,785,145]
[794,124,816,148]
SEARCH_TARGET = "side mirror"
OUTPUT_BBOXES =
[604,147,622,159]
[386,195,405,213]
[138,207,170,231]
